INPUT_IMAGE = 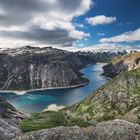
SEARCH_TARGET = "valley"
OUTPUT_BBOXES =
[0,50,140,140]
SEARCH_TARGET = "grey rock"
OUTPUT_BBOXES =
[0,97,29,140]
[14,126,89,140]
[14,120,140,140]
[91,119,140,140]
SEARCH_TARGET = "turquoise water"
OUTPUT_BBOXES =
[0,63,108,113]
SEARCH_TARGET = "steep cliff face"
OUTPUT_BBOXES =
[0,46,89,90]
[102,52,140,77]
[0,97,28,140]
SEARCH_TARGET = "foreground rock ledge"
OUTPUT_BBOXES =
[0,97,29,140]
[15,119,140,140]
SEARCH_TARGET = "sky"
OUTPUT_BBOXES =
[0,0,139,51]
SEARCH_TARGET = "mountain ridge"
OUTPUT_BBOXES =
[102,51,140,77]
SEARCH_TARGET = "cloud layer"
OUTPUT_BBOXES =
[86,15,116,26]
[0,0,92,48]
[100,28,140,43]
[65,43,140,52]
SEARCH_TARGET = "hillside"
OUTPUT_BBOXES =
[65,68,140,124]
[102,51,140,77]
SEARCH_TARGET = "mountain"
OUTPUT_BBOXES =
[102,51,140,77]
[74,50,127,63]
[0,46,89,90]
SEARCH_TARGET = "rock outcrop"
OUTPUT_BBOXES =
[90,119,140,140]
[0,97,28,140]
[15,120,140,140]
[102,51,140,77]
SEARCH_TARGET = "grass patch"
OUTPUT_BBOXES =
[68,118,91,127]
[20,111,68,132]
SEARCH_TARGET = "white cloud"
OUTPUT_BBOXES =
[79,44,84,47]
[62,43,140,52]
[97,33,105,36]
[0,0,92,48]
[73,23,85,28]
[0,25,28,32]
[69,30,90,40]
[86,15,116,26]
[87,43,133,52]
[100,28,140,43]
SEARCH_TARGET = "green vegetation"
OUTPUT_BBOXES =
[20,110,91,132]
[20,111,68,132]
[68,118,91,127]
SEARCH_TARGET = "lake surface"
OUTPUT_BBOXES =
[0,63,108,113]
